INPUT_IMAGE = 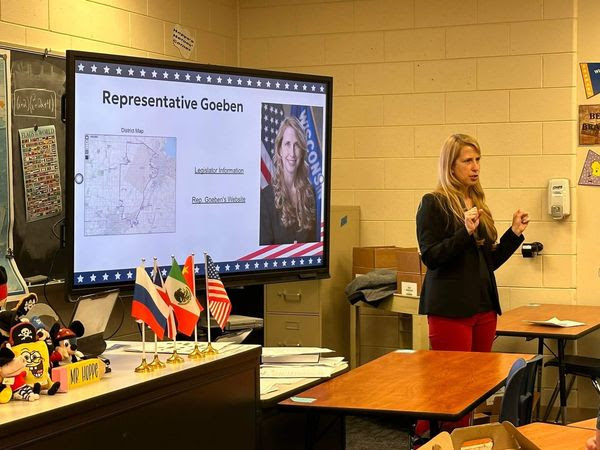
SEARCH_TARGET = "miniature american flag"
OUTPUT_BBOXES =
[205,254,232,330]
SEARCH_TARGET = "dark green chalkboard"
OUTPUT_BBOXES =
[9,49,66,281]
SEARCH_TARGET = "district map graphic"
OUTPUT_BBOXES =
[83,134,176,236]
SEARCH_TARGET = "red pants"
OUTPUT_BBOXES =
[428,311,497,352]
[416,311,498,435]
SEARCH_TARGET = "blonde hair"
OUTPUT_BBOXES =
[272,116,316,231]
[434,134,497,244]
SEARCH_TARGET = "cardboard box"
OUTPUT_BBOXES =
[352,265,374,277]
[353,246,398,269]
[396,272,423,297]
[395,248,421,274]
[473,396,503,425]
[422,422,540,450]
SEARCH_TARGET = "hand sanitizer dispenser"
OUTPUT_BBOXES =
[548,178,570,220]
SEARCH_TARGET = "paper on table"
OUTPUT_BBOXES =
[260,377,306,395]
[527,316,586,327]
[260,362,348,378]
[261,347,334,356]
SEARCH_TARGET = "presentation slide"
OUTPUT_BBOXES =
[70,55,330,288]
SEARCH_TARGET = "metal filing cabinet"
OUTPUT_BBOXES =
[264,205,359,359]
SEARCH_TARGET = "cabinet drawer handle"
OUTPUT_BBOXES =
[285,321,300,330]
[278,290,301,302]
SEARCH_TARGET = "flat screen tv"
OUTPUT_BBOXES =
[65,50,332,294]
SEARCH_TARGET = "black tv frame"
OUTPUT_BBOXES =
[65,50,332,296]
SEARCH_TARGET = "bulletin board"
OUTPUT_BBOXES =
[8,48,66,282]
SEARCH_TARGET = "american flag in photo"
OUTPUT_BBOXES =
[250,102,324,261]
[260,102,284,188]
[205,254,232,330]
[239,222,324,261]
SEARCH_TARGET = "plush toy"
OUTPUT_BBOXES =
[0,293,38,346]
[29,316,54,353]
[0,345,40,402]
[9,322,60,395]
[49,321,85,367]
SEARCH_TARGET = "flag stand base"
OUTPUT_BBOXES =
[166,350,185,364]
[149,353,166,369]
[202,342,219,356]
[188,344,205,360]
[134,358,154,373]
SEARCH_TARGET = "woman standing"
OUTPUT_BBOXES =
[416,134,529,352]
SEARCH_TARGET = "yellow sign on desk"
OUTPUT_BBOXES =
[51,358,107,393]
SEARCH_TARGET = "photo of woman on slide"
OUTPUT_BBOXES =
[260,115,317,245]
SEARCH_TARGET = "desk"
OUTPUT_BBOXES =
[0,344,260,449]
[496,304,600,423]
[568,418,597,430]
[518,422,595,449]
[279,350,530,447]
[259,364,349,450]
[260,363,349,409]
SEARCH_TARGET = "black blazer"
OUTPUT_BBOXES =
[416,193,524,318]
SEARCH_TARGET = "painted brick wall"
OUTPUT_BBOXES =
[0,0,237,65]
[239,0,583,408]
[239,0,578,314]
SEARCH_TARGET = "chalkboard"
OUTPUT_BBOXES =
[9,49,66,281]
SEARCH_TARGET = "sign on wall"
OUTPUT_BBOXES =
[578,105,600,145]
[580,63,600,99]
[578,149,600,187]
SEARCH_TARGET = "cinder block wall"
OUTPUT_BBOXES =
[239,0,584,407]
[2,0,599,410]
[240,0,577,312]
[0,0,236,65]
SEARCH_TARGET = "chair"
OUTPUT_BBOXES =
[499,354,544,426]
[542,355,600,422]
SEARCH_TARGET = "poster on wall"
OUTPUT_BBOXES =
[578,105,600,145]
[578,149,600,186]
[18,125,62,222]
[580,63,600,99]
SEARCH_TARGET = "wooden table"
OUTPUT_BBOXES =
[568,418,597,430]
[518,422,596,449]
[0,343,260,449]
[496,304,600,423]
[259,364,349,450]
[279,350,531,447]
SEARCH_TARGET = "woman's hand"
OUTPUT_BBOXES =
[511,209,529,236]
[586,435,598,450]
[464,207,481,235]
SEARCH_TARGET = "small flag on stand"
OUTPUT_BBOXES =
[165,257,202,336]
[183,255,204,314]
[151,260,177,340]
[205,254,232,330]
[0,266,7,308]
[131,265,170,340]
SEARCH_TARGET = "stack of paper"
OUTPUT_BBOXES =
[260,347,347,378]
[527,317,586,327]
[261,346,333,364]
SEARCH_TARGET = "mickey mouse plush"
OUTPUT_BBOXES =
[49,321,85,367]
[0,345,40,402]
